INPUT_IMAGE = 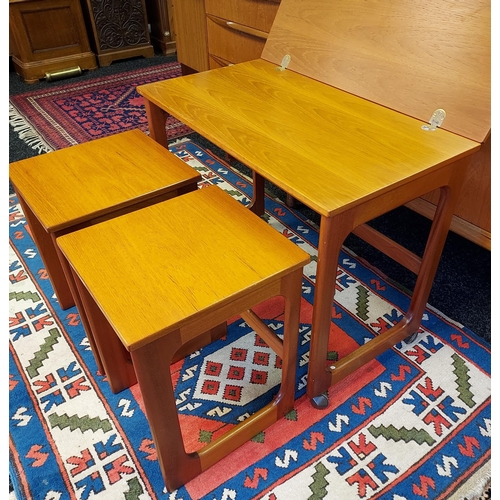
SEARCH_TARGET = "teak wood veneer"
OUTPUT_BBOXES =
[9,129,201,374]
[57,185,310,490]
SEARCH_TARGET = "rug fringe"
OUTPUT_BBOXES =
[448,461,491,500]
[464,475,491,500]
[169,136,192,146]
[9,103,54,154]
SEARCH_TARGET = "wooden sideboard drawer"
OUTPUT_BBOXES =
[205,0,280,33]
[173,0,279,73]
[207,15,268,65]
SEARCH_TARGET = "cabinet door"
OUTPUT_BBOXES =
[10,0,93,63]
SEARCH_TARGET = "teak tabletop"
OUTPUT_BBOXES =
[137,59,479,217]
[9,129,200,232]
[58,185,309,352]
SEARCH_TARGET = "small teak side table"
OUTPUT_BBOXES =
[9,129,201,374]
[136,0,490,408]
[57,185,310,490]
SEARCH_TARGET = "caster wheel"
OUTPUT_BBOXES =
[311,391,329,410]
[404,332,419,344]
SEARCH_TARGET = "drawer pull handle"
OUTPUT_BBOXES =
[208,15,269,40]
[210,54,234,67]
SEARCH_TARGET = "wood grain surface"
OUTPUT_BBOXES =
[57,185,309,350]
[262,0,490,143]
[138,59,480,217]
[9,129,201,231]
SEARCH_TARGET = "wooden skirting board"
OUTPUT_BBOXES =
[406,198,491,251]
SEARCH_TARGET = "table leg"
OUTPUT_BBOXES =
[16,195,75,310]
[400,163,470,332]
[307,159,470,408]
[248,171,265,216]
[286,194,297,208]
[72,269,137,393]
[277,268,303,410]
[306,212,355,408]
[144,98,169,148]
[54,235,106,375]
[131,332,203,491]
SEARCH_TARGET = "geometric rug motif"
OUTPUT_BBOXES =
[190,328,285,406]
[9,139,491,500]
[9,61,192,154]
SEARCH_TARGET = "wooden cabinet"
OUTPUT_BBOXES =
[172,0,280,73]
[205,0,280,68]
[145,0,176,55]
[406,136,491,249]
[171,0,209,73]
[81,0,154,66]
[9,0,97,83]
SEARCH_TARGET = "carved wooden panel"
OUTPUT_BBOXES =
[82,0,154,65]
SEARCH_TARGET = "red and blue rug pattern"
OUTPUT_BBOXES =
[9,61,192,153]
[9,140,491,499]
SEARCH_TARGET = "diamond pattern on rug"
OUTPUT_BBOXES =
[175,319,311,424]
[193,330,282,406]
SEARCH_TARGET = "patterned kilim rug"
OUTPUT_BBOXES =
[9,140,491,500]
[9,61,192,154]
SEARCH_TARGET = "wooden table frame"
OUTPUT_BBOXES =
[57,185,310,490]
[304,160,469,404]
[137,0,488,408]
[139,78,475,408]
